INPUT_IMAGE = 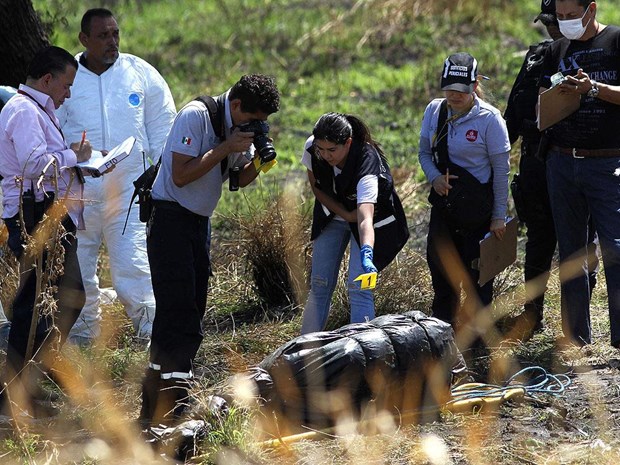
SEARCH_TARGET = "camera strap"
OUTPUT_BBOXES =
[431,98,474,172]
[432,99,450,172]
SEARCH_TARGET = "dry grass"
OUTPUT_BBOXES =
[1,170,619,464]
[0,243,17,318]
[0,0,617,457]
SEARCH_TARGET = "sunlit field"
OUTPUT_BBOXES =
[1,0,620,463]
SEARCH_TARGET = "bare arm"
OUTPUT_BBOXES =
[172,129,254,187]
[592,82,620,105]
[565,69,620,105]
[357,202,375,248]
[238,158,260,187]
[307,169,357,222]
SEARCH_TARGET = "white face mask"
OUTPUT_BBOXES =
[558,4,593,40]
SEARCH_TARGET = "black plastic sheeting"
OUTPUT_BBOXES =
[241,311,468,433]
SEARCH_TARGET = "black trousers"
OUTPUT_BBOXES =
[426,206,493,327]
[3,212,84,383]
[147,201,210,377]
[518,142,598,320]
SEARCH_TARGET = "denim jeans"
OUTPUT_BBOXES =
[546,150,620,345]
[301,219,374,334]
[518,144,598,321]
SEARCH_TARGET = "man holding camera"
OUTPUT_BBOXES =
[138,74,280,429]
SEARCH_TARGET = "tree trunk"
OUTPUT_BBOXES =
[0,0,49,87]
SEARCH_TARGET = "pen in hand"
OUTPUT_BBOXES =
[75,132,86,184]
[445,167,450,195]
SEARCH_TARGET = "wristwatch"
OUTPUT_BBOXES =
[587,80,600,98]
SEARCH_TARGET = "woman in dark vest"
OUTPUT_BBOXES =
[300,112,409,334]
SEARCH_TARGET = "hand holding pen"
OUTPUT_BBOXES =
[431,167,458,196]
[71,129,92,162]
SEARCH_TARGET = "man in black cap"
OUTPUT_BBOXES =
[504,0,598,340]
[534,0,561,34]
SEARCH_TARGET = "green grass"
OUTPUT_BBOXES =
[6,1,619,463]
[33,0,600,168]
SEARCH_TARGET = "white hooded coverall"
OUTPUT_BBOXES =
[57,52,176,342]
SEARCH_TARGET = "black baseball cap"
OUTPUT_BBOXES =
[440,52,478,93]
[534,0,557,24]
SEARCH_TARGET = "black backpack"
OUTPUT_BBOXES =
[504,40,552,143]
[123,94,226,232]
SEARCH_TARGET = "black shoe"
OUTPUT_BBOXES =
[5,399,60,420]
[499,310,543,341]
[30,384,61,403]
[30,400,60,419]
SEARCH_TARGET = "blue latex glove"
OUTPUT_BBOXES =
[360,244,378,274]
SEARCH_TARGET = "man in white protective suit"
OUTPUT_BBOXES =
[57,8,176,346]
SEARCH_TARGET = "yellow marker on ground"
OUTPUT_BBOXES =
[354,272,377,290]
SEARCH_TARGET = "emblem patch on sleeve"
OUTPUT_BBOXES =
[181,136,192,145]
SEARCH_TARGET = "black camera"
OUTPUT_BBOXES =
[238,120,276,163]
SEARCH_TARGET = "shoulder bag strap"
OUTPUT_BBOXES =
[432,99,450,173]
[194,94,228,175]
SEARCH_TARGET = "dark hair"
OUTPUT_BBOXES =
[312,112,385,158]
[27,46,78,80]
[81,8,115,35]
[228,74,280,115]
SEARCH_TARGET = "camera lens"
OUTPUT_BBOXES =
[238,121,276,163]
[254,135,277,163]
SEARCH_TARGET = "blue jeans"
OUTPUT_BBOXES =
[301,219,374,334]
[546,150,620,345]
[518,143,598,321]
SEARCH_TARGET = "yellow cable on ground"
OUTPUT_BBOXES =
[444,383,526,414]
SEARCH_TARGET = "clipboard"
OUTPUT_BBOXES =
[477,217,518,286]
[537,86,580,131]
[77,136,136,175]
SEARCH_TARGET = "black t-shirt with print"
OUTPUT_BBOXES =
[539,25,620,149]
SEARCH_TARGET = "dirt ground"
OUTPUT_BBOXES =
[255,320,620,465]
[437,357,620,464]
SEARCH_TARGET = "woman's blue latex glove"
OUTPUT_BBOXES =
[360,244,378,274]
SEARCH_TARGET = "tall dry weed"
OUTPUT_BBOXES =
[222,184,309,311]
[0,242,17,315]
